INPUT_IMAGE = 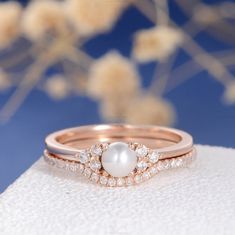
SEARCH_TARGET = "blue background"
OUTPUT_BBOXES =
[0,0,235,192]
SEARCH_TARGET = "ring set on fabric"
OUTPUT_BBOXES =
[44,124,196,187]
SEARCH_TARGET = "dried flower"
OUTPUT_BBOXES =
[22,0,67,40]
[223,81,235,104]
[193,4,219,24]
[44,75,70,99]
[65,0,127,35]
[0,1,22,48]
[132,26,184,62]
[124,94,175,125]
[87,51,140,100]
[0,70,11,91]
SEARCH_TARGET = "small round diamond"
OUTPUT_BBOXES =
[149,166,158,175]
[116,178,125,187]
[91,145,103,156]
[100,176,108,185]
[78,150,90,163]
[134,175,142,184]
[108,178,116,187]
[171,159,177,168]
[142,171,150,180]
[89,159,101,171]
[69,163,78,172]
[91,173,99,182]
[136,145,148,158]
[78,164,84,174]
[163,160,170,169]
[126,177,134,186]
[175,158,183,167]
[136,161,148,172]
[149,151,160,163]
[157,161,164,171]
[56,159,66,169]
[83,168,92,178]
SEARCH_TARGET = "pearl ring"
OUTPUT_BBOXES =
[44,124,196,187]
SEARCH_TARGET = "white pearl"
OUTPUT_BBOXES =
[101,142,137,177]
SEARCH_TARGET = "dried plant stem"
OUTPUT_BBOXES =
[134,0,156,22]
[150,51,178,95]
[135,0,234,90]
[166,51,235,93]
[0,47,33,69]
[0,46,59,122]
[64,45,93,70]
[154,0,169,25]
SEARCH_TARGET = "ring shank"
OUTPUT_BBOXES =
[45,124,193,160]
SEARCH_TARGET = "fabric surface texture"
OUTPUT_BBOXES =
[0,145,235,235]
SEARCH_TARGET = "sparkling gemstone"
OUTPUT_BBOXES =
[149,151,160,163]
[134,175,142,184]
[89,159,101,171]
[171,159,177,168]
[142,171,150,180]
[157,161,164,171]
[136,161,148,171]
[149,166,158,175]
[176,158,183,167]
[91,145,103,156]
[108,178,116,187]
[91,173,99,182]
[65,162,70,171]
[163,160,170,169]
[78,150,90,164]
[126,177,134,186]
[69,163,78,172]
[136,145,148,158]
[101,142,137,177]
[116,178,125,187]
[100,176,108,185]
[56,159,66,169]
[83,168,91,178]
[78,164,84,174]
[44,156,55,166]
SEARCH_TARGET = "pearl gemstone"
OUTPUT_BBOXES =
[101,142,137,177]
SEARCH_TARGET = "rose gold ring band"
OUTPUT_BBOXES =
[44,124,196,187]
[45,124,193,159]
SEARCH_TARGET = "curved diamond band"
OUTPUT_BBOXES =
[44,124,196,186]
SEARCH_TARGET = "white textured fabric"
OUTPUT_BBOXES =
[0,145,235,235]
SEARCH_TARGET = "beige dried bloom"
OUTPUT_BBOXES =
[124,94,175,126]
[223,81,235,104]
[22,0,67,40]
[87,51,140,100]
[0,70,11,91]
[193,4,219,24]
[65,0,127,35]
[44,75,70,99]
[133,26,184,62]
[0,1,22,48]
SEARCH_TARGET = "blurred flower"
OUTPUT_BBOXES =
[87,51,140,100]
[133,26,183,62]
[22,0,67,41]
[0,70,11,91]
[223,81,235,104]
[0,1,22,48]
[65,0,127,35]
[44,75,70,99]
[124,94,175,125]
[193,4,219,24]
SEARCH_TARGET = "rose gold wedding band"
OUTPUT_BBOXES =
[44,124,196,187]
